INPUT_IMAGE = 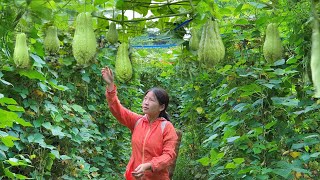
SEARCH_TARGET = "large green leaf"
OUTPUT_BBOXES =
[51,126,65,137]
[239,83,262,96]
[42,122,65,137]
[48,80,69,91]
[7,105,25,112]
[233,158,244,165]
[51,112,64,122]
[0,97,17,105]
[71,104,86,113]
[1,135,20,148]
[51,150,60,159]
[6,157,30,166]
[42,122,52,130]
[203,134,218,144]
[0,150,6,160]
[225,162,236,169]
[272,168,291,178]
[30,54,46,68]
[234,3,243,16]
[115,0,150,16]
[271,97,299,107]
[44,101,58,112]
[227,136,240,143]
[27,132,54,150]
[0,109,32,128]
[27,133,45,144]
[247,2,268,9]
[30,0,53,21]
[233,103,249,112]
[197,156,210,166]
[18,70,46,81]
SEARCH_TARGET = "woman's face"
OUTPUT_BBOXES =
[142,91,164,116]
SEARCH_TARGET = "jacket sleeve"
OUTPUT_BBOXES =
[105,85,141,131]
[150,122,178,172]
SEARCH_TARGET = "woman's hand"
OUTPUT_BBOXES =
[131,163,152,178]
[101,66,114,91]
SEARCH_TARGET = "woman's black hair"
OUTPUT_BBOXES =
[145,87,170,121]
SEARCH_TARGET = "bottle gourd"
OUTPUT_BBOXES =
[72,12,97,67]
[115,43,132,82]
[263,23,283,63]
[198,19,225,66]
[44,26,60,55]
[106,22,118,44]
[311,18,320,98]
[189,28,200,51]
[13,33,30,68]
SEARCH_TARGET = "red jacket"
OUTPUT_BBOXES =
[106,86,178,180]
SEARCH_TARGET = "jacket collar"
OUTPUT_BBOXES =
[142,115,167,122]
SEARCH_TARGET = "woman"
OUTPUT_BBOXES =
[101,66,178,180]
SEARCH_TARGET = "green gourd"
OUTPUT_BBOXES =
[189,28,200,51]
[44,26,60,55]
[198,19,225,66]
[311,18,320,98]
[263,23,283,62]
[13,33,30,68]
[72,12,97,67]
[115,43,132,82]
[106,22,118,44]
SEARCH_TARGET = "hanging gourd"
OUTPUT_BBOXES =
[115,43,132,82]
[106,22,118,44]
[311,17,320,98]
[198,19,225,66]
[13,33,30,68]
[263,23,283,63]
[189,28,200,51]
[44,26,60,55]
[72,12,97,67]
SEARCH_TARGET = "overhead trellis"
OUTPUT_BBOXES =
[129,18,193,49]
[129,33,185,49]
[93,0,195,48]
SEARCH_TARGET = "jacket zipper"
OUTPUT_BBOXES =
[141,123,151,163]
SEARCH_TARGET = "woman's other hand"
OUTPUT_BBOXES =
[132,163,152,178]
[101,66,114,91]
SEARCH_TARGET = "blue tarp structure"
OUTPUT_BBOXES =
[129,18,192,49]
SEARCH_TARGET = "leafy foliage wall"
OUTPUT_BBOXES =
[0,0,319,179]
